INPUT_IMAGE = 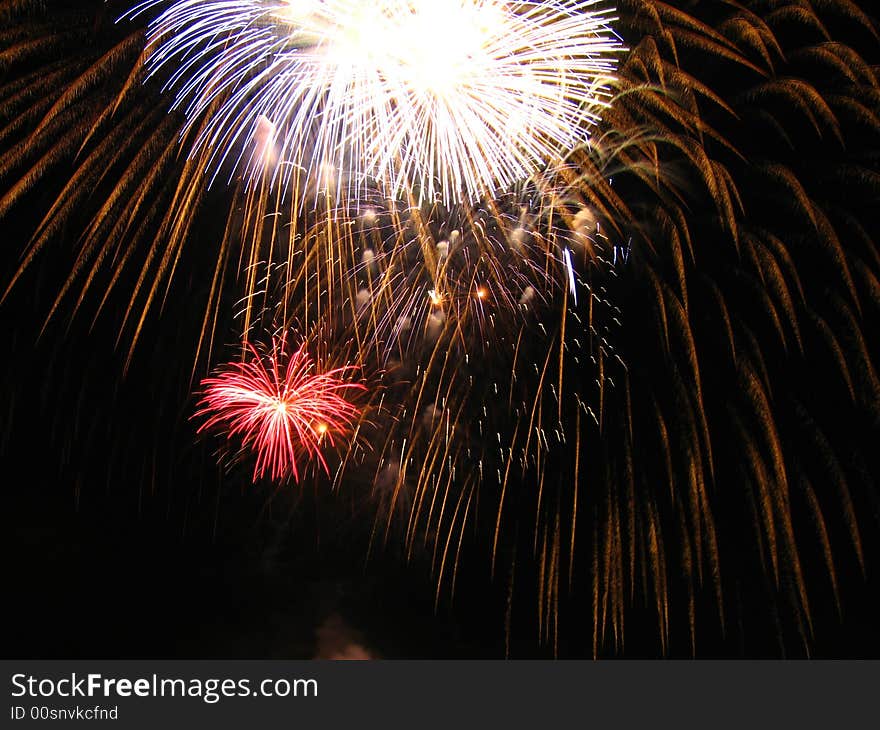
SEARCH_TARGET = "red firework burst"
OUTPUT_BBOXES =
[195,336,366,482]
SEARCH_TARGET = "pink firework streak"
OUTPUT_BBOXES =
[195,338,366,482]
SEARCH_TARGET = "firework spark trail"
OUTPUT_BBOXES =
[225,181,627,589]
[130,0,622,204]
[3,0,876,657]
[195,335,366,482]
[270,192,630,593]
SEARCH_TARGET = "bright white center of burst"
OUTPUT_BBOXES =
[144,0,621,202]
[278,0,494,95]
[380,3,496,96]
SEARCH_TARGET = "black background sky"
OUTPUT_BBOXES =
[2,0,879,659]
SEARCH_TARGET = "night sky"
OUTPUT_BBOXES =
[3,0,879,659]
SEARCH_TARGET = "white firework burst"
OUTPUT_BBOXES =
[131,0,622,203]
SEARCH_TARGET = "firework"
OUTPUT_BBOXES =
[131,0,621,203]
[2,0,878,658]
[194,335,365,482]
